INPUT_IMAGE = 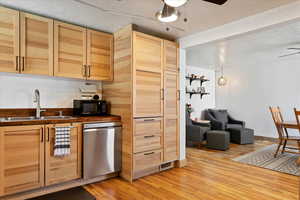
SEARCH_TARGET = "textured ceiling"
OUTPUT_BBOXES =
[0,0,297,39]
[186,19,300,69]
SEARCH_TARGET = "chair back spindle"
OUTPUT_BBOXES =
[269,106,287,139]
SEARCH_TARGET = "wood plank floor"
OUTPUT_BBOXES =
[85,140,299,200]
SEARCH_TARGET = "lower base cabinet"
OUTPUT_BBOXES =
[0,123,82,197]
[45,123,82,186]
[0,125,45,196]
[133,149,162,179]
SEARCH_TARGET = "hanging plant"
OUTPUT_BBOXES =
[186,104,193,113]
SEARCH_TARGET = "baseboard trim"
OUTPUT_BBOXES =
[0,173,118,200]
[175,159,187,168]
[255,136,278,143]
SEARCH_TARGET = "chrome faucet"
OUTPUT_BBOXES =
[34,89,45,119]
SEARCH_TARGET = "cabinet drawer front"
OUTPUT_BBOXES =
[134,118,162,136]
[135,70,162,117]
[133,150,162,178]
[134,135,161,153]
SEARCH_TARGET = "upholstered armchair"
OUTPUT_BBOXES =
[204,109,245,131]
[186,110,211,146]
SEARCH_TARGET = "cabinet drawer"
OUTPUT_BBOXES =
[134,134,162,153]
[134,118,162,136]
[133,149,162,179]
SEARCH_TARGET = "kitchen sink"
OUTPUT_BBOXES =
[0,116,75,122]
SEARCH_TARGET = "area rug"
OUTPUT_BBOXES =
[27,187,95,200]
[233,144,300,176]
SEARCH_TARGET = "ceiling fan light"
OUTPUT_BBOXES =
[164,0,187,7]
[156,4,180,23]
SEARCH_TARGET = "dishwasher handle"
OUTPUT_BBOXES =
[84,127,119,133]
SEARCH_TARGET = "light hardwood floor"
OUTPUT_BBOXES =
[85,140,298,200]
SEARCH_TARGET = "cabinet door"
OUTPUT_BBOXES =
[45,123,82,186]
[134,70,163,117]
[163,41,179,162]
[0,125,44,196]
[0,7,20,74]
[133,32,163,118]
[133,32,163,73]
[87,29,113,81]
[20,12,53,76]
[54,21,87,79]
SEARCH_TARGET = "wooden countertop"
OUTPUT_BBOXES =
[0,108,121,126]
[0,115,121,127]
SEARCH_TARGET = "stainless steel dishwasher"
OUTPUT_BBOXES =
[83,122,122,179]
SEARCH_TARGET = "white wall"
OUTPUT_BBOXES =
[185,66,216,119]
[0,73,100,108]
[216,57,300,138]
[179,49,186,160]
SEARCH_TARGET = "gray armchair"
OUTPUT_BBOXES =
[204,109,245,131]
[186,110,210,147]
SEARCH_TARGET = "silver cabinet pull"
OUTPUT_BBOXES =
[144,135,155,138]
[82,65,87,77]
[88,65,91,77]
[143,119,155,122]
[178,90,180,100]
[41,127,44,142]
[22,56,25,71]
[161,89,164,100]
[144,152,154,156]
[15,56,19,71]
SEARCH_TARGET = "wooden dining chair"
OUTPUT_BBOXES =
[293,108,300,152]
[269,106,300,157]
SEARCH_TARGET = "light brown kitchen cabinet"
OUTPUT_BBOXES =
[54,21,87,79]
[0,123,82,197]
[103,25,180,182]
[133,32,163,118]
[0,7,20,74]
[0,6,113,80]
[87,30,113,81]
[0,125,45,196]
[133,118,162,153]
[163,40,179,162]
[45,123,82,186]
[20,12,53,76]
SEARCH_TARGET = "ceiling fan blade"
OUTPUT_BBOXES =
[202,0,228,5]
[279,52,300,58]
[287,48,300,50]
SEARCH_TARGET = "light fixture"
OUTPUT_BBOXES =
[156,4,180,23]
[164,0,187,7]
[218,65,227,86]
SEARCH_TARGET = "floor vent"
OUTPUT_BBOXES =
[160,162,174,171]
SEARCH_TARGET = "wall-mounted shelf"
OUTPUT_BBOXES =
[186,91,210,99]
[185,76,210,86]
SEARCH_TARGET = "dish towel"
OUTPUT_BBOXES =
[54,127,71,156]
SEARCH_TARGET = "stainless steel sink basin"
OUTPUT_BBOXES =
[0,116,75,122]
[0,116,37,122]
[41,116,75,120]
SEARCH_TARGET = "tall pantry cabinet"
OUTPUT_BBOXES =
[103,25,180,182]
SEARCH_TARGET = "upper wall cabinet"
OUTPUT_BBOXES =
[0,7,19,74]
[87,30,113,81]
[20,12,53,76]
[54,21,87,79]
[0,6,113,81]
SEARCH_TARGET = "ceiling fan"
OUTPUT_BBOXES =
[279,48,300,58]
[156,0,228,22]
